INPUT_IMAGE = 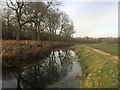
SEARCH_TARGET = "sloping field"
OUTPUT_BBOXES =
[82,45,118,63]
[84,43,119,56]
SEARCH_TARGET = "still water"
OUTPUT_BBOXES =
[2,49,82,88]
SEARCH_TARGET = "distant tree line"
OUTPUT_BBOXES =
[74,37,119,44]
[2,0,75,41]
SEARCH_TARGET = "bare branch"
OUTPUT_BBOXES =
[21,20,35,27]
[6,1,16,11]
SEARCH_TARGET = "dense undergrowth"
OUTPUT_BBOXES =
[1,40,74,68]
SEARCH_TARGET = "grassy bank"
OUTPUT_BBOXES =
[72,45,118,88]
[84,43,118,56]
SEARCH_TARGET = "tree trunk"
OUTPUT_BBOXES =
[16,25,21,40]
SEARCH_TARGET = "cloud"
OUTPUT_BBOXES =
[59,2,118,37]
[60,0,119,2]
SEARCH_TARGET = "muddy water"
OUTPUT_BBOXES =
[2,49,82,88]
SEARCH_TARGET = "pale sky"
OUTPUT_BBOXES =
[59,0,118,38]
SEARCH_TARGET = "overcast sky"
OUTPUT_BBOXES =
[59,0,118,38]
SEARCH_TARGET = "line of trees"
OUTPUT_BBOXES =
[74,37,119,44]
[2,0,75,41]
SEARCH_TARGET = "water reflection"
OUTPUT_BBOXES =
[2,49,81,88]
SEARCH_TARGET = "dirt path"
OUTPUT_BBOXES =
[82,45,119,64]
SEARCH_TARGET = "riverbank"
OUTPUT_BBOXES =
[1,40,74,68]
[72,45,118,88]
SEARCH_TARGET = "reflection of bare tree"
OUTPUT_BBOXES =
[58,49,73,77]
[20,49,73,88]
[3,49,73,88]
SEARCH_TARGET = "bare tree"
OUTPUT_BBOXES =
[3,0,75,41]
[62,20,75,39]
[6,0,25,40]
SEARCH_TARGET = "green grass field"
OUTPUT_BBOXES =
[84,43,119,56]
[72,45,118,88]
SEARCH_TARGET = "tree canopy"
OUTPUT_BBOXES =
[2,0,75,41]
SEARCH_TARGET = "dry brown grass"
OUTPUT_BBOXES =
[2,40,74,68]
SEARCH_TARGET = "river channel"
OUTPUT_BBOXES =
[2,49,82,88]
